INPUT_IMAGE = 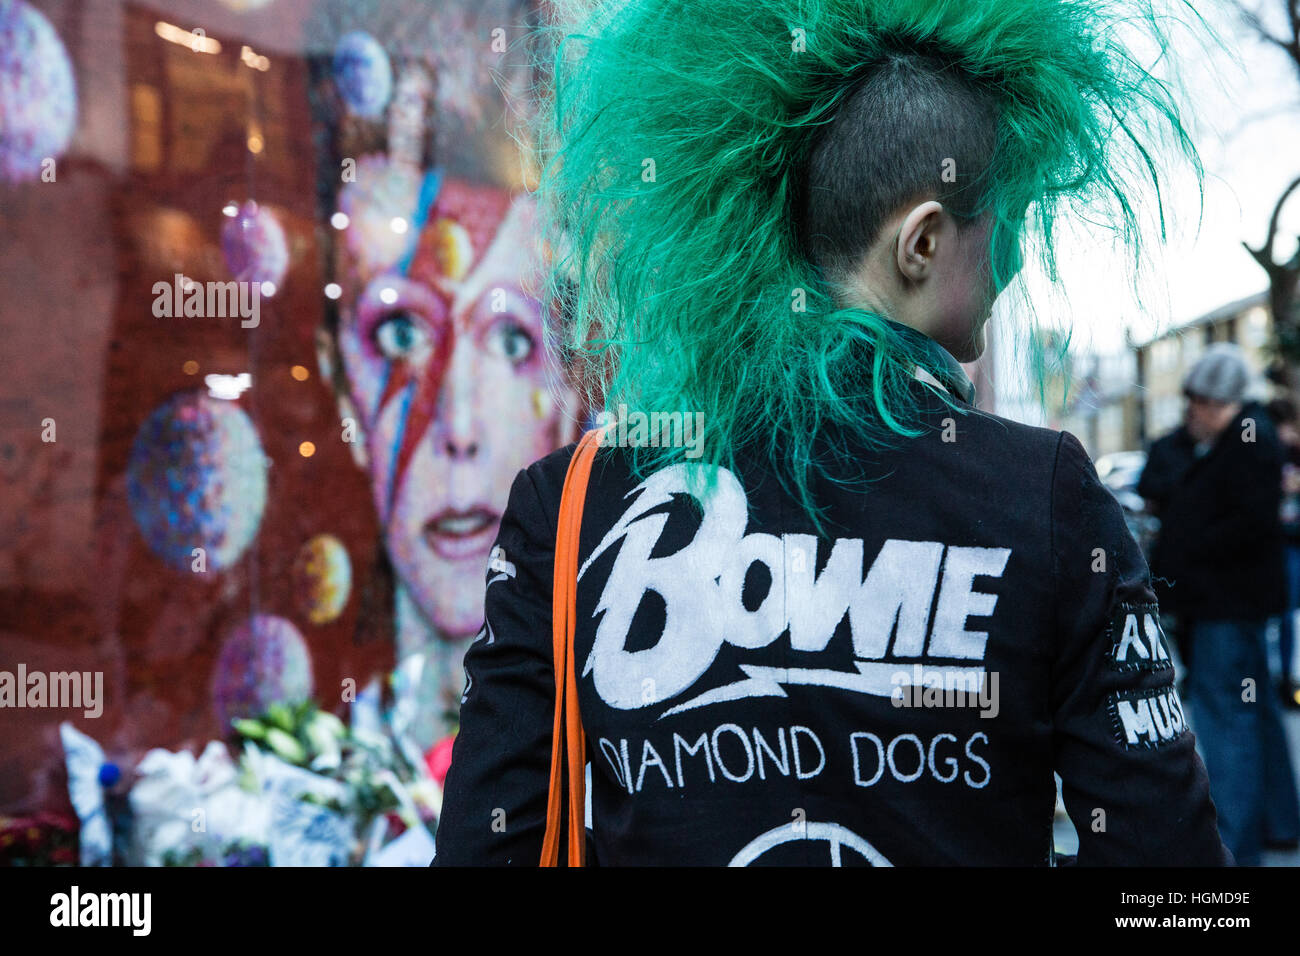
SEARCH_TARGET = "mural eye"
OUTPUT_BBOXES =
[489,318,536,367]
[373,311,431,361]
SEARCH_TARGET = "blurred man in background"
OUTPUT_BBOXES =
[1139,343,1298,864]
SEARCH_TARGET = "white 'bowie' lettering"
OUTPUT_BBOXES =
[577,464,1010,715]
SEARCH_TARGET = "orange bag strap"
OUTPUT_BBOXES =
[540,427,606,867]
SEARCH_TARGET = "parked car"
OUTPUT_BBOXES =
[1094,450,1158,559]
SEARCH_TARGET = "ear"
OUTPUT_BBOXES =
[895,200,945,282]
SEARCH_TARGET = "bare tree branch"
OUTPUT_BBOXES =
[1244,174,1300,265]
[1221,2,1300,368]
[1235,0,1286,43]
[1230,0,1300,78]
[1284,0,1300,73]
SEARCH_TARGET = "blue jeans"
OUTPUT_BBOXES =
[1187,618,1300,865]
[1276,544,1300,683]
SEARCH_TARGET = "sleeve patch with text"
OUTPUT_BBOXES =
[1107,686,1188,750]
[1107,604,1173,672]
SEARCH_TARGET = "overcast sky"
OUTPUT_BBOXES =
[993,0,1300,420]
[1070,0,1295,346]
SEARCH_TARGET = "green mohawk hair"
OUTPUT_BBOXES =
[531,0,1210,525]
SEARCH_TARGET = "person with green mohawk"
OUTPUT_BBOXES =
[432,0,1233,865]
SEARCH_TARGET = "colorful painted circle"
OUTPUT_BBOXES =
[211,614,314,730]
[220,200,289,287]
[0,0,77,182]
[332,31,392,119]
[126,390,268,572]
[292,534,353,625]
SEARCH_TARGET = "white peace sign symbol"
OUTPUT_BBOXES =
[728,821,893,867]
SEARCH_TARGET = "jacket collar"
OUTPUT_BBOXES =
[883,319,976,406]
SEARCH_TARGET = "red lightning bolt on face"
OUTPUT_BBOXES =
[375,334,454,523]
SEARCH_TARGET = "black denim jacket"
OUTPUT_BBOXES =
[433,375,1230,866]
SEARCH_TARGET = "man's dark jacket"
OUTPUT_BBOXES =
[1138,402,1287,622]
[433,374,1229,866]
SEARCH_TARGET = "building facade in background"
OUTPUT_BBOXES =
[1056,291,1276,459]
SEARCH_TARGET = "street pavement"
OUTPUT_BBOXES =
[1264,704,1300,865]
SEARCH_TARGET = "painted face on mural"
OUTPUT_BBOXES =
[335,158,573,639]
